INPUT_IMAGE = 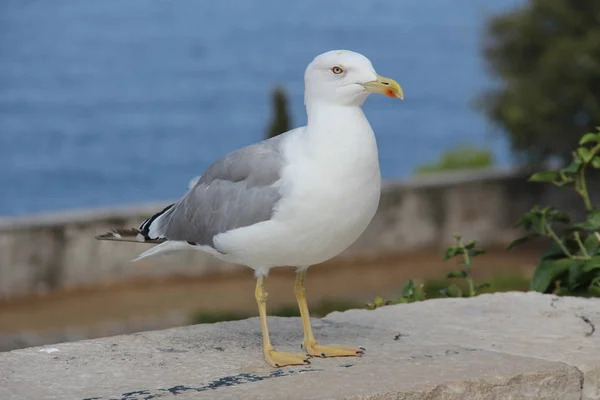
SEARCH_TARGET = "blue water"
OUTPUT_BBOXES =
[0,0,524,217]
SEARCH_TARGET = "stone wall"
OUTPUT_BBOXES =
[1,292,598,399]
[0,168,591,298]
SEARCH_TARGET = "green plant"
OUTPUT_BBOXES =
[442,235,489,297]
[478,0,600,165]
[366,279,425,310]
[424,273,530,299]
[415,145,494,175]
[509,129,600,296]
[266,86,291,139]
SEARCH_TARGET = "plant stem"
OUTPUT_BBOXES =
[578,167,594,212]
[577,143,600,212]
[459,238,475,297]
[574,231,590,259]
[546,224,574,258]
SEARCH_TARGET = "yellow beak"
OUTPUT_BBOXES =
[362,74,404,99]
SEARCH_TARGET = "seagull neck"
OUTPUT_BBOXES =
[305,100,364,130]
[303,100,375,157]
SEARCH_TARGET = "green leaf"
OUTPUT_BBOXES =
[464,240,477,250]
[568,261,585,290]
[413,284,426,301]
[548,209,570,224]
[401,279,415,297]
[583,234,600,256]
[443,283,463,298]
[475,282,491,290]
[563,159,583,174]
[373,296,386,307]
[447,270,467,278]
[443,246,461,261]
[583,256,600,272]
[578,147,592,163]
[515,214,532,229]
[540,240,570,260]
[573,211,600,231]
[587,211,600,230]
[530,258,574,292]
[579,133,600,145]
[588,285,600,297]
[528,171,559,183]
[529,214,546,235]
[508,235,538,250]
[447,283,462,297]
[552,178,575,188]
[469,248,486,257]
[592,157,600,169]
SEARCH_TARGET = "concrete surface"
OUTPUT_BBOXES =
[0,168,550,298]
[1,292,598,400]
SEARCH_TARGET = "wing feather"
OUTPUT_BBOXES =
[149,132,293,248]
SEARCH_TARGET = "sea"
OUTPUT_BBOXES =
[0,0,525,217]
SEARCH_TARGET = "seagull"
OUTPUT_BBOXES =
[96,49,403,368]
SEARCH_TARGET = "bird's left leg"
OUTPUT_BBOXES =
[294,269,365,358]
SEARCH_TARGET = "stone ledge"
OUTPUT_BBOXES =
[0,292,598,400]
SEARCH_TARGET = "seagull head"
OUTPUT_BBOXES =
[304,50,403,107]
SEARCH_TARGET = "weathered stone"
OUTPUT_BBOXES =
[0,292,596,399]
[326,291,600,400]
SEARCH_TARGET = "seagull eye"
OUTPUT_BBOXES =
[331,66,344,75]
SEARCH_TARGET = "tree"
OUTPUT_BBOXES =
[266,86,291,139]
[478,0,600,165]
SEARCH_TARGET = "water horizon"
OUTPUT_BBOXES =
[0,0,524,217]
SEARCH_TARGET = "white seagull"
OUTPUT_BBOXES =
[96,49,403,368]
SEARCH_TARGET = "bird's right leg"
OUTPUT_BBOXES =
[255,275,310,368]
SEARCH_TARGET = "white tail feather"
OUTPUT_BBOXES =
[130,241,194,262]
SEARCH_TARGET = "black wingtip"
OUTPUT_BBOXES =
[95,228,143,242]
[95,228,167,244]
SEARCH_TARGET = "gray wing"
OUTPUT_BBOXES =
[148,132,290,249]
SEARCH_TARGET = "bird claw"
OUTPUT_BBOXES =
[266,350,312,368]
[303,342,366,358]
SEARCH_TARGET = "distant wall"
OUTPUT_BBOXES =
[0,168,590,298]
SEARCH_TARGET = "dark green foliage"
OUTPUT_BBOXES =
[478,0,600,165]
[266,86,291,139]
[508,129,600,296]
[368,130,600,308]
[441,235,488,297]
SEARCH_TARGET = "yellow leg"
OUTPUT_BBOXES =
[255,275,310,368]
[294,270,365,358]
